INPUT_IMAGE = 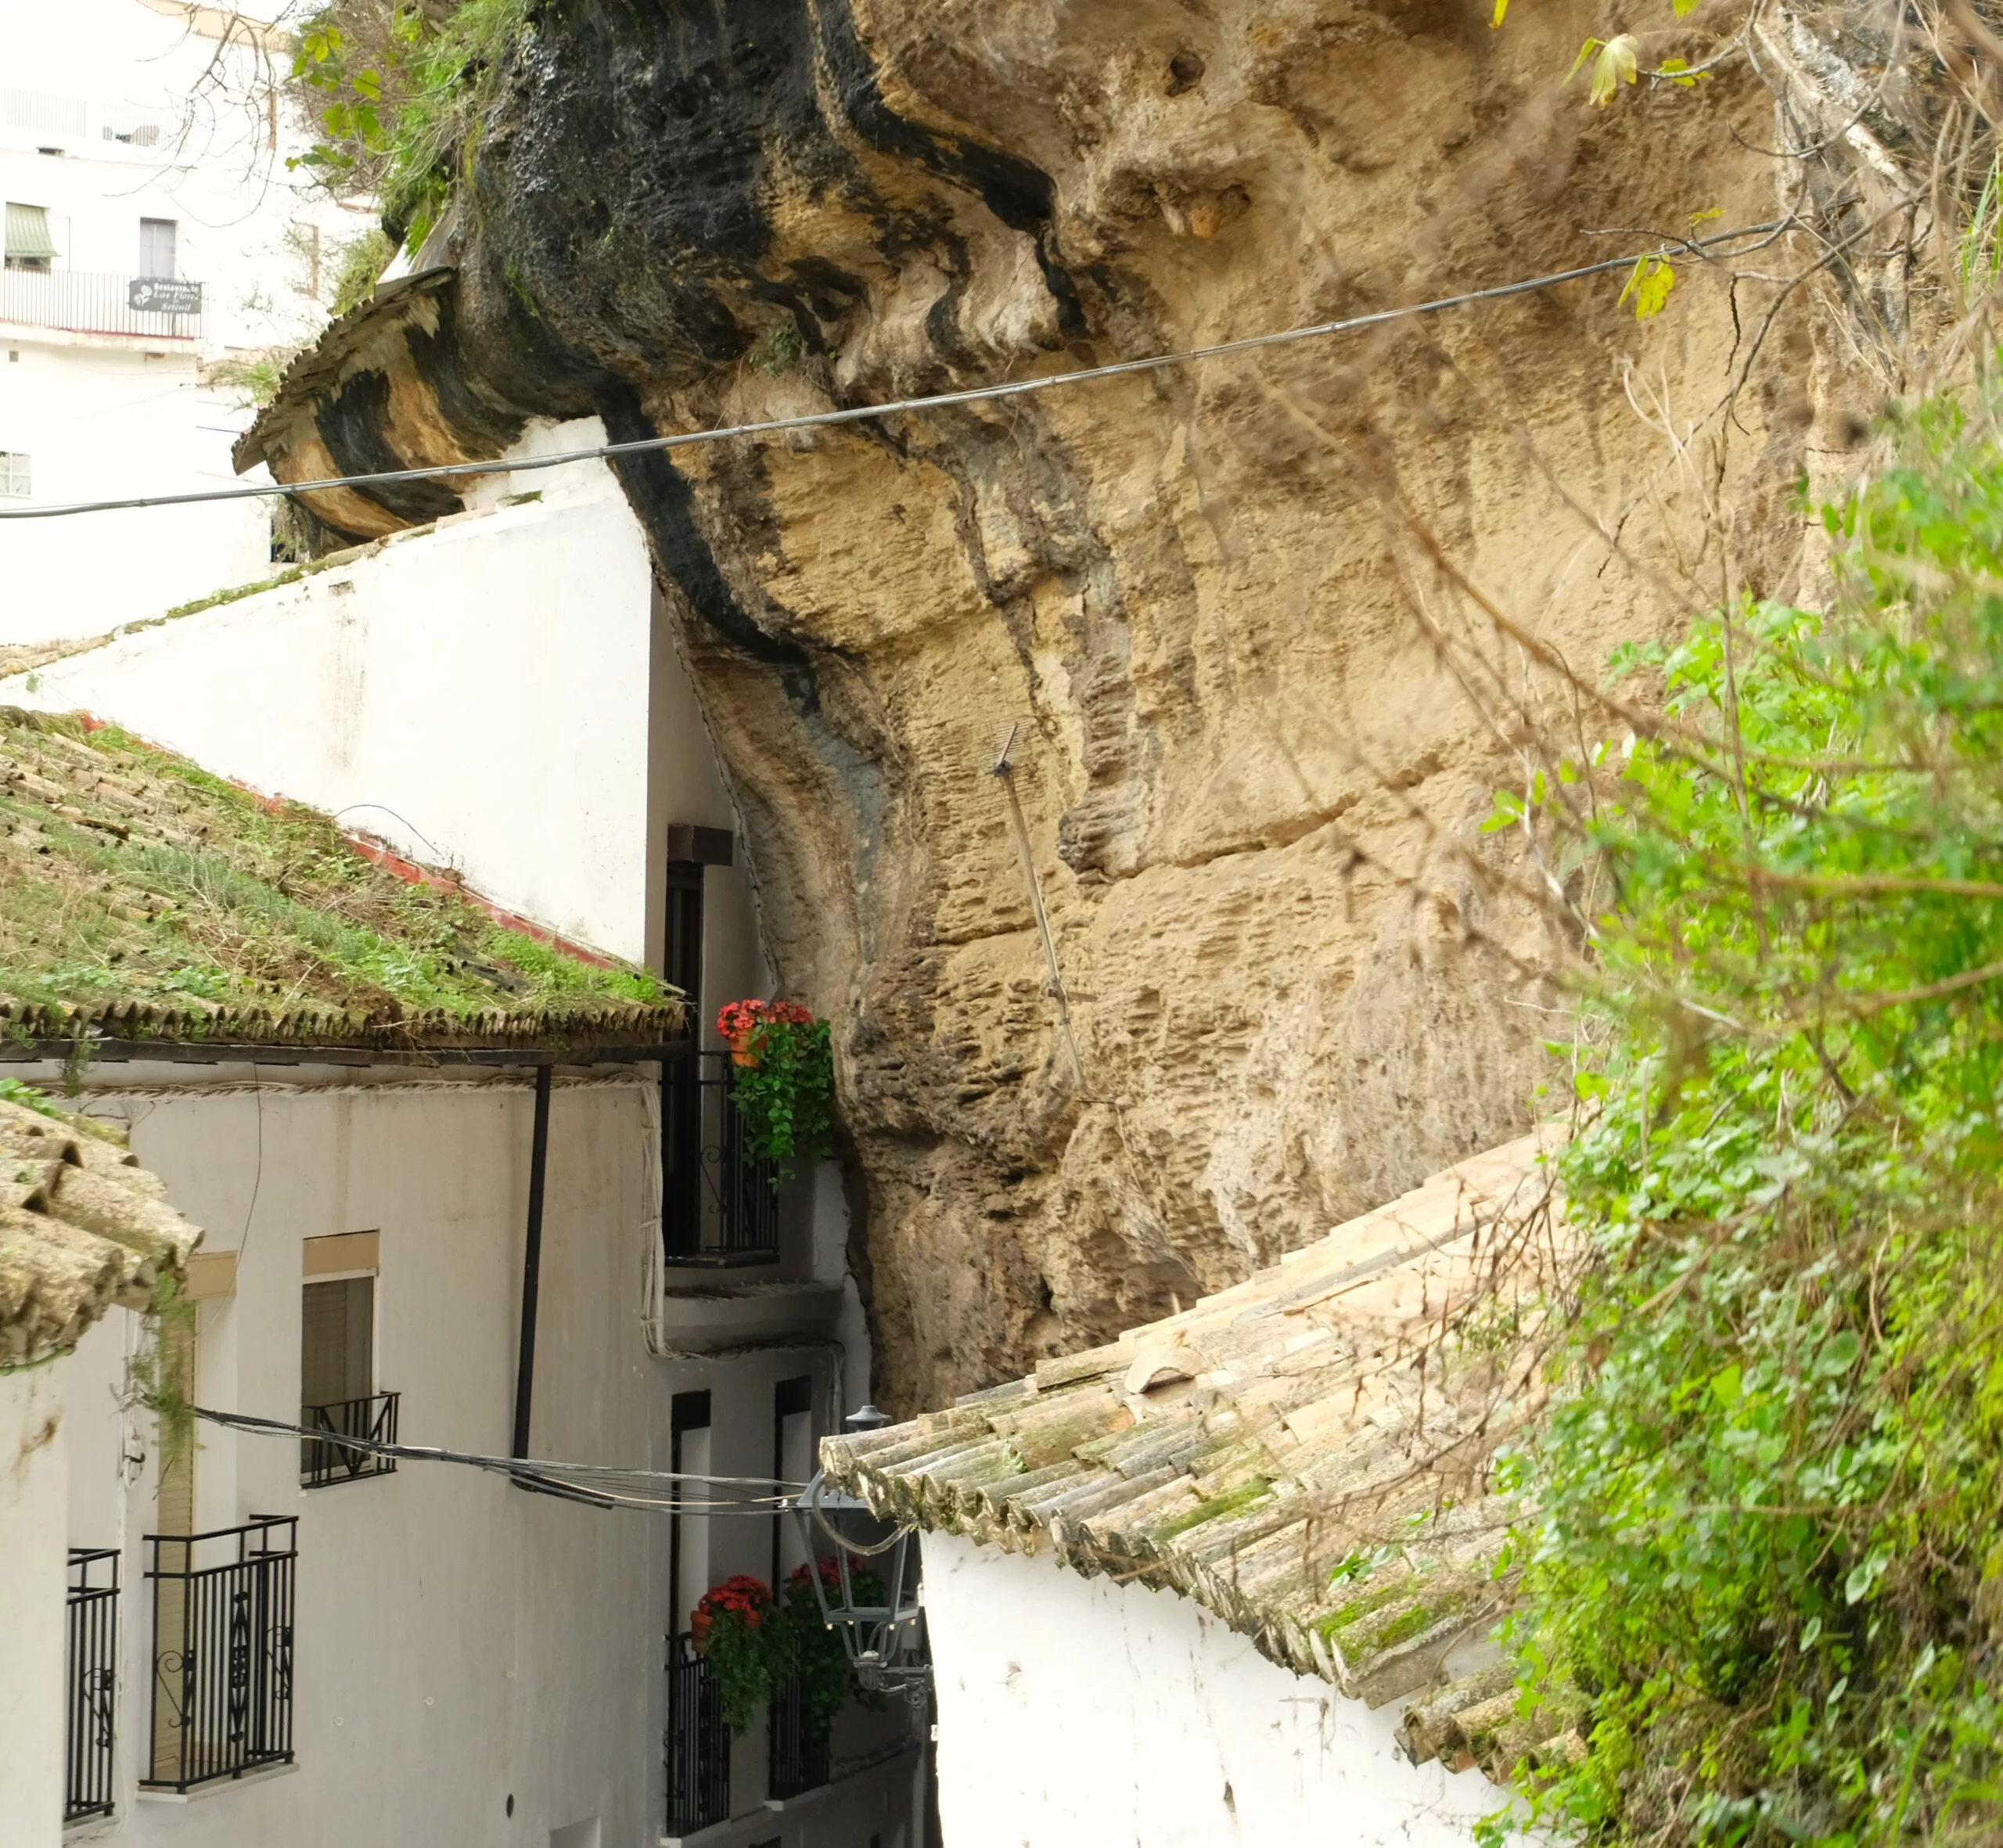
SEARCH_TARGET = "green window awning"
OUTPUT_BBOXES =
[5,203,57,262]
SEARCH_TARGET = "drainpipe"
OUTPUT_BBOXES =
[511,1063,553,1462]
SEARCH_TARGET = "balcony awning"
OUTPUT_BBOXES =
[5,203,57,261]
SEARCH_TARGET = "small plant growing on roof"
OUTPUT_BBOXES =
[715,999,835,1181]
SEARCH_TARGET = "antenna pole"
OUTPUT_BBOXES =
[991,725,1088,1089]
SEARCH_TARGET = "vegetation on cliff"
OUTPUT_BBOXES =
[289,0,530,252]
[1495,383,2003,1845]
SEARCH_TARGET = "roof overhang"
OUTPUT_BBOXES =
[0,1036,695,1070]
[823,1134,1580,1779]
[235,268,526,541]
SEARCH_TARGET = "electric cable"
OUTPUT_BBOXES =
[196,1404,807,1515]
[0,221,1789,523]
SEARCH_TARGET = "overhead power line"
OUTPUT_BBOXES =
[196,1404,804,1515]
[2,222,1786,524]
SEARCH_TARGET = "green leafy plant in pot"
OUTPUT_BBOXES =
[691,1574,787,1734]
[714,999,835,1180]
[783,1558,886,1735]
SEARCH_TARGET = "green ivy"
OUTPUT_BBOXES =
[1489,378,2003,1845]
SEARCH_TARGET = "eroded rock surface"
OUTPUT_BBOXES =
[252,0,1863,1409]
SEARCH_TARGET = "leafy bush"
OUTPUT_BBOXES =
[289,0,532,254]
[784,1559,885,1735]
[694,1563,876,1737]
[1494,383,2003,1844]
[693,1575,785,1735]
[717,1000,836,1179]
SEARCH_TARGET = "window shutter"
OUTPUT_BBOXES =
[5,203,57,262]
[301,1275,374,1406]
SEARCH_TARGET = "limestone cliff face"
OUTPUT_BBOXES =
[249,0,1865,1411]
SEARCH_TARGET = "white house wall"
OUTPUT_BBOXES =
[920,1531,1502,1848]
[0,0,362,629]
[29,1066,903,1848]
[60,1072,666,1848]
[0,0,350,353]
[5,440,697,966]
[0,341,271,641]
[1,1360,69,1848]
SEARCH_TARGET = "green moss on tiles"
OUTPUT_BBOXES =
[1317,1577,1412,1635]
[1156,1474,1275,1541]
[1370,1592,1470,1651]
[160,565,307,622]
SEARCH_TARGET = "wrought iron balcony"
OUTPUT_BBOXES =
[300,1390,400,1488]
[65,1548,119,1821]
[0,268,205,340]
[142,1517,295,1792]
[662,1050,780,1266]
[767,1645,832,1801]
[663,1630,729,1835]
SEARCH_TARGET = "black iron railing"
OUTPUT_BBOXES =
[65,1548,119,1821]
[300,1391,399,1488]
[662,1050,780,1265]
[0,268,204,339]
[664,1630,729,1834]
[142,1517,295,1792]
[767,1646,832,1800]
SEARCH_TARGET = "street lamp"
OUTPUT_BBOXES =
[789,1405,929,1699]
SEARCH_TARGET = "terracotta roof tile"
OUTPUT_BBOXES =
[0,1094,202,1364]
[823,1132,1573,1781]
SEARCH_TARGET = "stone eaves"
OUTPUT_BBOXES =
[0,1094,202,1365]
[823,1134,1580,1781]
[234,268,456,478]
[234,268,528,543]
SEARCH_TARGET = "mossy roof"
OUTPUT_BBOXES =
[822,1134,1579,1784]
[1,1085,203,1364]
[0,706,684,1055]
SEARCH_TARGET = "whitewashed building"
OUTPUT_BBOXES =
[0,0,359,636]
[0,426,925,1839]
[823,1140,1569,1848]
[2,1093,203,1848]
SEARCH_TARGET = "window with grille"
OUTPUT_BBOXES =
[0,453,30,499]
[300,1247,396,1487]
[138,217,177,279]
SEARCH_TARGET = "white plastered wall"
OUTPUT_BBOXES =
[56,1073,666,1848]
[920,1531,1505,1848]
[0,0,363,631]
[0,342,272,641]
[1,1359,69,1848]
[36,1068,901,1848]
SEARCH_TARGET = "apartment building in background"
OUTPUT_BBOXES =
[0,0,358,640]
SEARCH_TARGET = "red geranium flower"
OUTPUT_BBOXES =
[716,998,816,1039]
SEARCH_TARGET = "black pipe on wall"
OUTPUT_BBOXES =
[511,1063,554,1462]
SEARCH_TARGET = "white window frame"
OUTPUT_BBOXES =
[138,215,178,279]
[0,452,30,499]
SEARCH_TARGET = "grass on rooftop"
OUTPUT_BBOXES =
[0,710,668,1033]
